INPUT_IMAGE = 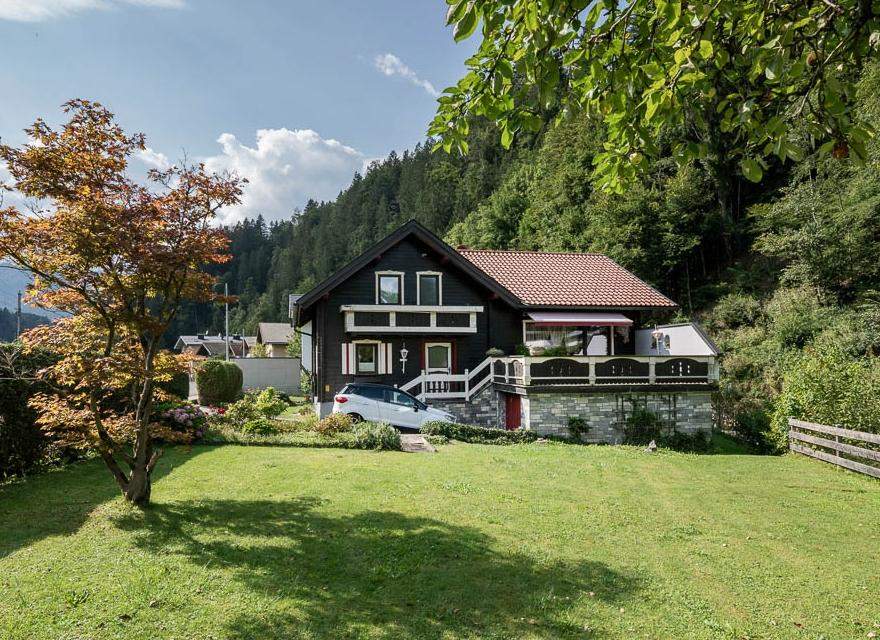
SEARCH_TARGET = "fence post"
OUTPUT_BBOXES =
[464,368,470,400]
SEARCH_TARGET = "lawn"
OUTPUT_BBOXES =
[1,442,878,639]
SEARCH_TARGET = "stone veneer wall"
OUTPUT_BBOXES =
[522,391,714,442]
[427,384,503,428]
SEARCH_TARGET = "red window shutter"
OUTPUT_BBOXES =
[451,341,458,373]
[419,340,425,372]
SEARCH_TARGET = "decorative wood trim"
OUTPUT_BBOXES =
[340,304,483,313]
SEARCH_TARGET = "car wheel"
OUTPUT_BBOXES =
[348,413,363,424]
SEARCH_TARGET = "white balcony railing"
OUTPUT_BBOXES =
[400,354,718,401]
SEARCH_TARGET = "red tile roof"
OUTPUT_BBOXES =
[459,249,677,308]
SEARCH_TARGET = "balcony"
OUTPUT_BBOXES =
[341,304,482,334]
[491,355,719,388]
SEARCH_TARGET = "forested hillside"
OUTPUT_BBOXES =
[173,65,880,449]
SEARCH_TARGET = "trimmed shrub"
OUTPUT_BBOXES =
[352,421,401,451]
[196,359,243,405]
[315,412,354,436]
[421,420,539,444]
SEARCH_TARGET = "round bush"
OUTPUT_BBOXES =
[196,359,243,406]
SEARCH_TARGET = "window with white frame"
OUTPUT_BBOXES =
[417,272,442,305]
[355,343,378,374]
[375,272,403,305]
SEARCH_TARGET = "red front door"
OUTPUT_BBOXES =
[504,393,521,430]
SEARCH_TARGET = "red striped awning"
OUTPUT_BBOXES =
[527,311,633,327]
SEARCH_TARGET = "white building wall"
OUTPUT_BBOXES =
[234,357,301,395]
[635,323,717,356]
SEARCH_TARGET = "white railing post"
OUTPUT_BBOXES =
[523,358,531,385]
[649,359,656,384]
[589,358,596,385]
[464,368,470,400]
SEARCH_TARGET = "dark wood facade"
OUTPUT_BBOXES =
[298,234,524,404]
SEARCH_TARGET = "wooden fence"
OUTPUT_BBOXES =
[788,418,880,479]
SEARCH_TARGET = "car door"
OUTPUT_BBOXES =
[345,385,382,422]
[380,388,422,428]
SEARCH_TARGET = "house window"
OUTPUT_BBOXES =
[355,343,378,374]
[376,272,403,305]
[417,272,441,305]
[425,342,451,372]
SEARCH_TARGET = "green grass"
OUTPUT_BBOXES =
[1,443,878,639]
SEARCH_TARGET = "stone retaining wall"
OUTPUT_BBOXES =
[523,390,714,442]
[427,384,503,428]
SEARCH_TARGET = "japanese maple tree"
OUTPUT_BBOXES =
[0,100,243,505]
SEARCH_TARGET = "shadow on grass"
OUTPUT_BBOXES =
[0,446,203,560]
[114,498,638,639]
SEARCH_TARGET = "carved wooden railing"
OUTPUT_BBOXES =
[491,355,718,387]
[400,354,718,401]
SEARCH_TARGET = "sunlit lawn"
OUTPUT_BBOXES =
[1,440,878,639]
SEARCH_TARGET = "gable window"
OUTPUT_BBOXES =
[417,272,442,305]
[355,343,378,374]
[376,272,403,305]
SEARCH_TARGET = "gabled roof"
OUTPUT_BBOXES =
[460,249,676,309]
[257,322,295,344]
[293,220,521,313]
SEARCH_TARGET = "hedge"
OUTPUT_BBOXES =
[196,359,243,405]
[421,420,539,445]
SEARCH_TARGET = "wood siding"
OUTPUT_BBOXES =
[309,236,521,403]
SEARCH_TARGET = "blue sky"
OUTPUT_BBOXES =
[0,0,476,223]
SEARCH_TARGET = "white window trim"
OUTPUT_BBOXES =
[416,271,443,305]
[375,271,404,305]
[424,342,452,373]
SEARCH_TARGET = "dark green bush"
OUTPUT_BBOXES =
[421,420,539,445]
[622,407,665,445]
[732,407,774,453]
[159,371,190,400]
[567,416,590,441]
[196,359,243,405]
[660,430,711,453]
[0,344,64,479]
[352,421,401,451]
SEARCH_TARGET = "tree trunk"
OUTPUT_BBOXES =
[125,462,152,506]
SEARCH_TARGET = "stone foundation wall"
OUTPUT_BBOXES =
[428,385,503,428]
[522,391,714,442]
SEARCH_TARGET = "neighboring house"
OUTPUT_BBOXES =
[173,334,253,359]
[290,220,719,441]
[256,322,295,358]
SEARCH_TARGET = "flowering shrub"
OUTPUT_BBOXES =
[152,401,207,443]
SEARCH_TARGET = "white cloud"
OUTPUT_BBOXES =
[0,0,184,22]
[202,128,366,225]
[373,53,440,98]
[135,146,171,170]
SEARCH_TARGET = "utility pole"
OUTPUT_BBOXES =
[224,282,230,361]
[16,291,22,339]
